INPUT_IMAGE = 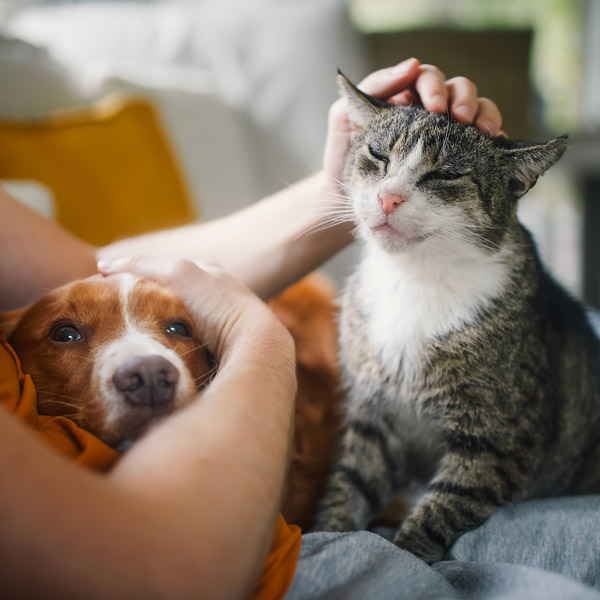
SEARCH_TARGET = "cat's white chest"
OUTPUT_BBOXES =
[354,240,508,383]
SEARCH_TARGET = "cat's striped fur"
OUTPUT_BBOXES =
[313,74,600,563]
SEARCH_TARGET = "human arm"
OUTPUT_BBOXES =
[0,257,296,600]
[99,59,503,300]
[1,59,502,308]
[0,183,97,310]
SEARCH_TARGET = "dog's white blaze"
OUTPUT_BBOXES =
[92,274,195,429]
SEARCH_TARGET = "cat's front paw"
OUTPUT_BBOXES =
[392,528,446,564]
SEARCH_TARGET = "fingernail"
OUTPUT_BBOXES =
[97,257,129,272]
[454,105,474,122]
[478,120,494,135]
[429,94,447,113]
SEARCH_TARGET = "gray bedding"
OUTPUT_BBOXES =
[286,496,600,599]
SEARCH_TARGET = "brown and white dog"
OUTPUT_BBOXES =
[1,273,342,529]
[3,274,215,452]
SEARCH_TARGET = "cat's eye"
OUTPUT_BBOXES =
[368,145,389,173]
[418,170,469,185]
[166,321,192,337]
[50,323,83,343]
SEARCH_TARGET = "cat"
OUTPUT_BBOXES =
[312,72,600,564]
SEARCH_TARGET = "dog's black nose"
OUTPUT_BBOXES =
[112,355,180,408]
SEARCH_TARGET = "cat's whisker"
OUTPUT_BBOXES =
[321,189,352,199]
[318,198,353,207]
[459,230,518,257]
[298,205,355,223]
[299,212,356,231]
[440,223,499,244]
[304,205,355,216]
[300,220,356,238]
[434,227,503,255]
[317,198,353,208]
[329,176,356,194]
[300,215,357,238]
[435,221,514,255]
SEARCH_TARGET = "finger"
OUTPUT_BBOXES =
[328,97,353,135]
[358,57,421,99]
[474,97,503,136]
[446,76,479,124]
[194,261,223,273]
[97,256,136,275]
[97,255,198,284]
[323,97,353,181]
[414,64,448,113]
[387,90,417,106]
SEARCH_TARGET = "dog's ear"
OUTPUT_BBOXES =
[0,308,26,340]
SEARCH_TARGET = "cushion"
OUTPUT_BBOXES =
[0,93,195,245]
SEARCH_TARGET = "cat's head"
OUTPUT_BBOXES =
[338,72,568,256]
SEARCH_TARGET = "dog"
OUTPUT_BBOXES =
[1,272,342,529]
[2,274,215,452]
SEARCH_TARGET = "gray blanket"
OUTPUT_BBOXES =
[286,496,600,599]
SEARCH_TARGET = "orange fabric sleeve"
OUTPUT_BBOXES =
[249,514,302,600]
[0,338,301,599]
[0,339,120,470]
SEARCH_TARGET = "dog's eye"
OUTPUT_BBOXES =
[50,324,82,343]
[166,322,192,337]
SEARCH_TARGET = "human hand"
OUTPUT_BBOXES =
[97,256,294,365]
[323,57,503,186]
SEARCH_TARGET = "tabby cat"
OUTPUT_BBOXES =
[313,73,600,563]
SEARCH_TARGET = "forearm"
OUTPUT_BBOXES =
[99,172,353,299]
[0,186,97,310]
[0,322,296,600]
[112,323,297,599]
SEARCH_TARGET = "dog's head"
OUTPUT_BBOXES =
[4,274,215,450]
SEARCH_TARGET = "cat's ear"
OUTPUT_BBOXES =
[499,135,568,199]
[337,70,385,128]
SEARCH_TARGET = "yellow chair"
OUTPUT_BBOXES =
[0,94,196,246]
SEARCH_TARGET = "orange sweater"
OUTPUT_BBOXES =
[0,338,301,599]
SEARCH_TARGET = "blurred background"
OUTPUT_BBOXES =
[0,0,598,305]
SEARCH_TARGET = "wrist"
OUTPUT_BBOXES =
[217,306,296,375]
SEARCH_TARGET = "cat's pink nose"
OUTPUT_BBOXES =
[378,192,404,216]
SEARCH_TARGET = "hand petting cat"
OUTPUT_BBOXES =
[323,57,503,186]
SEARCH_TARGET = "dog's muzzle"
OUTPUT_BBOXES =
[112,355,180,408]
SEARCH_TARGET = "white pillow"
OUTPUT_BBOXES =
[6,0,369,192]
[0,33,84,118]
[89,60,264,219]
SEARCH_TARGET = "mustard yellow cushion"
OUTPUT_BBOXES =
[0,94,196,245]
